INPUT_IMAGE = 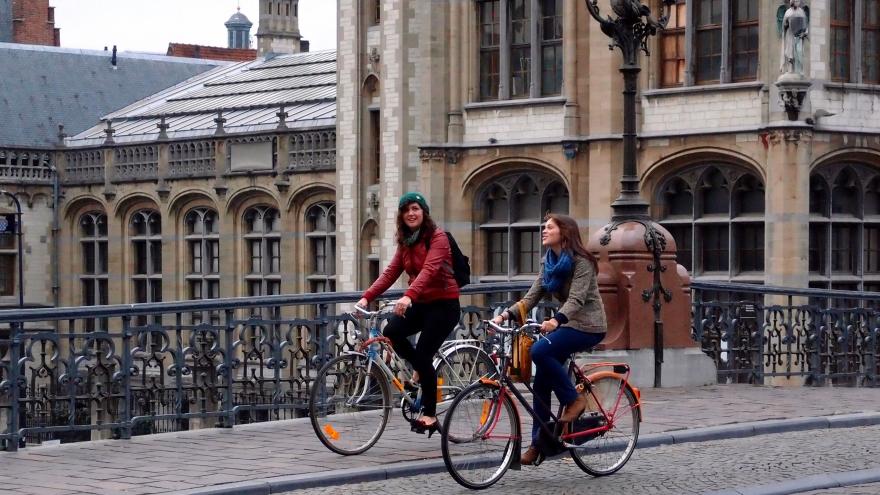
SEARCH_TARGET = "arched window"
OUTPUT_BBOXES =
[657,165,764,278]
[80,212,108,331]
[306,202,336,293]
[244,206,281,297]
[810,164,880,294]
[184,208,219,324]
[478,172,568,279]
[130,209,162,327]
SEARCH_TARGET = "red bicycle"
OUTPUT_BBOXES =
[440,319,642,489]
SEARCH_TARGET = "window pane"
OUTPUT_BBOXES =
[208,240,219,273]
[269,239,281,273]
[83,279,95,306]
[699,225,729,272]
[695,29,722,83]
[513,180,541,221]
[664,225,692,272]
[250,239,262,273]
[191,241,202,274]
[83,242,96,274]
[511,47,531,98]
[0,254,15,296]
[809,223,828,274]
[98,241,108,274]
[810,176,830,216]
[149,240,162,273]
[487,230,509,274]
[134,241,147,275]
[480,1,501,100]
[701,170,730,215]
[736,223,764,272]
[831,224,858,273]
[517,229,540,274]
[866,225,880,273]
[831,0,852,81]
[832,170,860,216]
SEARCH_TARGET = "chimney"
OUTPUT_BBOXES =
[256,0,302,57]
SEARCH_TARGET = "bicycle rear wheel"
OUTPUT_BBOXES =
[435,345,498,410]
[310,354,392,455]
[570,375,639,476]
[441,383,519,490]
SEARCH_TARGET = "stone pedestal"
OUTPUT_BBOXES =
[586,220,716,387]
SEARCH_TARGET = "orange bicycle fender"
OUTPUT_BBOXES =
[584,370,642,420]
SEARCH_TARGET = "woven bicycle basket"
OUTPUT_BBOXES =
[507,301,533,383]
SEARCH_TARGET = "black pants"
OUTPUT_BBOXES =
[383,298,461,416]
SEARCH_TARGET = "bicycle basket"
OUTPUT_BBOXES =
[507,302,533,383]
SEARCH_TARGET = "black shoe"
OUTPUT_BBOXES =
[411,418,442,438]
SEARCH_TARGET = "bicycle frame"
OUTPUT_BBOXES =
[478,322,640,450]
[345,306,496,410]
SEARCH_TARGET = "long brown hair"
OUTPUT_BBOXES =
[544,213,599,271]
[396,204,437,246]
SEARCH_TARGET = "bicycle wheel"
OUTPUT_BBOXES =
[441,382,519,490]
[310,354,392,455]
[569,375,640,476]
[435,345,498,410]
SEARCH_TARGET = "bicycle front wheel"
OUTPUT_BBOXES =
[435,345,498,410]
[441,382,519,490]
[310,354,392,455]
[570,375,640,476]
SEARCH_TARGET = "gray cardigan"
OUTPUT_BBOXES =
[507,254,607,334]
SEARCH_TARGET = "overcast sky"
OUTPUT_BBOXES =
[52,0,337,54]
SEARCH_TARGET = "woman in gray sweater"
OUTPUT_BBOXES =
[492,213,607,465]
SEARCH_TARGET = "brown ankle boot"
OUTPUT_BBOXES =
[560,394,587,423]
[520,445,540,465]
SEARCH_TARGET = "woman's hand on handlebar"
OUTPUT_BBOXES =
[540,318,559,334]
[393,296,412,317]
[356,298,369,310]
[491,313,505,326]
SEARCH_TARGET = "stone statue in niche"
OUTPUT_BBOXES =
[779,0,809,76]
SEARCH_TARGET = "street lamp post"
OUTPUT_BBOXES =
[585,0,675,220]
[586,0,678,387]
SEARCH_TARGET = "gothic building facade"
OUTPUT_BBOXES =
[336,0,880,297]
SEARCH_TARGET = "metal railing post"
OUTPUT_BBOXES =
[223,309,235,428]
[7,322,21,451]
[120,315,132,440]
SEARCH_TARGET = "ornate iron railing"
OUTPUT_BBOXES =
[692,281,880,387]
[0,283,526,451]
[2,281,878,451]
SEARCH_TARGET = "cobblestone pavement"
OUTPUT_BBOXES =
[1,385,879,495]
[284,426,880,495]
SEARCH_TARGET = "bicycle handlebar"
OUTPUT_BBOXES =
[483,319,544,337]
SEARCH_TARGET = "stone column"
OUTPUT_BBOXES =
[447,1,463,143]
[563,0,578,136]
[764,127,812,290]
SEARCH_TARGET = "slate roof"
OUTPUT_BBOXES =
[0,42,224,149]
[68,49,337,146]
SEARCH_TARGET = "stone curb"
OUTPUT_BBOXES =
[704,467,880,495]
[168,412,880,495]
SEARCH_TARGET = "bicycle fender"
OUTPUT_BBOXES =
[431,344,486,370]
[584,370,642,422]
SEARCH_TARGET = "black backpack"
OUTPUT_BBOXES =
[426,231,471,288]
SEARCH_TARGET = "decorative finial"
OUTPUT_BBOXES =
[214,111,227,135]
[57,124,67,145]
[276,105,288,129]
[103,120,115,144]
[156,115,170,140]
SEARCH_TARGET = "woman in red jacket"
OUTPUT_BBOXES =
[356,192,460,436]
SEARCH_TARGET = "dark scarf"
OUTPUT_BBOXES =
[403,229,421,247]
[542,249,573,293]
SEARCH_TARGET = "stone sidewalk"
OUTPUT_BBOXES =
[1,385,879,495]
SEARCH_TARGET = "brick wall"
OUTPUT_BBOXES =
[11,0,59,46]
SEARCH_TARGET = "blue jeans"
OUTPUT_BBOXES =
[529,327,605,442]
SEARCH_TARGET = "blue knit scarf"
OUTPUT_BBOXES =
[542,249,573,293]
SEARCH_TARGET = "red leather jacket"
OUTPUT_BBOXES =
[362,228,460,303]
